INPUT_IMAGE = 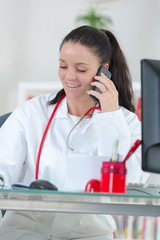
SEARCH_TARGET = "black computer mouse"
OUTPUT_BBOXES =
[29,179,58,191]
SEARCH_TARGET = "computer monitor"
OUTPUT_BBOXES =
[141,59,160,173]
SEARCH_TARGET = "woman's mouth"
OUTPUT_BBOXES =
[67,83,81,88]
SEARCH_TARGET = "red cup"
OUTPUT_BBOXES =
[100,161,127,193]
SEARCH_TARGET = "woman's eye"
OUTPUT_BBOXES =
[60,66,67,69]
[77,69,86,73]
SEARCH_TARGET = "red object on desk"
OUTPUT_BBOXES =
[85,162,127,194]
[84,179,100,192]
[100,161,127,193]
[85,140,141,194]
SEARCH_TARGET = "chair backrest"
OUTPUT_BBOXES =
[0,112,11,218]
[0,112,12,127]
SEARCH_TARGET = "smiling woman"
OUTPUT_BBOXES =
[50,25,135,114]
[0,25,149,240]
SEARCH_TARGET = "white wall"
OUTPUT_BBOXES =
[0,0,160,114]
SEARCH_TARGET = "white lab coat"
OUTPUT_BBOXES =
[0,92,149,239]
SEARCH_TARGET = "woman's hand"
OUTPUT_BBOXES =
[87,73,119,113]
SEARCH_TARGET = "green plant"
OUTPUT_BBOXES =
[76,5,113,29]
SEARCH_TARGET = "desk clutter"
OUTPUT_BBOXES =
[114,215,160,240]
[11,180,58,191]
[127,183,160,196]
[85,140,141,194]
[85,161,127,193]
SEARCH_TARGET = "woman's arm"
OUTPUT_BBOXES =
[0,108,27,186]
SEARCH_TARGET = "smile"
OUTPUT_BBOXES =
[67,83,81,88]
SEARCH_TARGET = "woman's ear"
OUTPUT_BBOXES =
[103,63,109,70]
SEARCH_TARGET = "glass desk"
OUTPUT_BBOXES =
[0,188,160,216]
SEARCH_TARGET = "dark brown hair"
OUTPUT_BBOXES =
[49,25,135,112]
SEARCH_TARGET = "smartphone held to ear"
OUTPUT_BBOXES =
[89,65,112,104]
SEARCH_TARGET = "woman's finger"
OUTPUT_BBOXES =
[91,78,116,94]
[94,73,117,92]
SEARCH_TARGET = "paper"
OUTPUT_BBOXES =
[62,155,110,191]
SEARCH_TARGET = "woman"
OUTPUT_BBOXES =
[0,26,149,239]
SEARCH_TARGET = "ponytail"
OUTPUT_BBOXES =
[101,29,135,112]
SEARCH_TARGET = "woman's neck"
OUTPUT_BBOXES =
[67,98,96,117]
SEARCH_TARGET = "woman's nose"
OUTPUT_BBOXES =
[65,68,76,80]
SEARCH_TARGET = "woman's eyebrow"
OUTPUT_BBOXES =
[75,62,89,66]
[59,59,89,66]
[59,59,65,62]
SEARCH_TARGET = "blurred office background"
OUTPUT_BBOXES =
[0,0,160,115]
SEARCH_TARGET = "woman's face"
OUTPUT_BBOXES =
[58,42,100,102]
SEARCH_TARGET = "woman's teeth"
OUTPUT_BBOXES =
[67,83,80,88]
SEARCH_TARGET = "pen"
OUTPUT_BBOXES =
[123,139,142,163]
[111,139,119,162]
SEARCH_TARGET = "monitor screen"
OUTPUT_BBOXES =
[141,59,160,173]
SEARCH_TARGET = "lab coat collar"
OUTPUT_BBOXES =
[48,95,68,119]
[48,95,101,125]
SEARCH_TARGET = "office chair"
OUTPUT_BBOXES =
[0,112,11,218]
[0,112,12,127]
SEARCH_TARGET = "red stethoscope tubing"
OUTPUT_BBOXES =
[35,94,101,179]
[35,94,65,179]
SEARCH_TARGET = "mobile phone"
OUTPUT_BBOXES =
[89,65,112,104]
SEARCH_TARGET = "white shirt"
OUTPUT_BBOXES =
[0,92,149,189]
